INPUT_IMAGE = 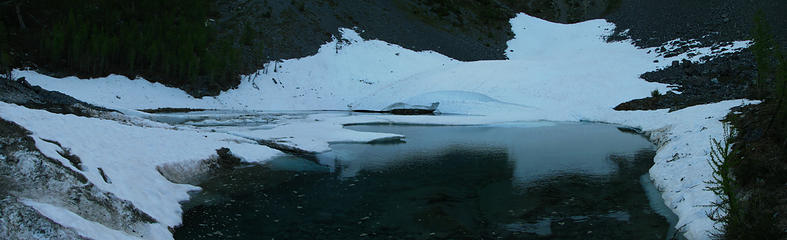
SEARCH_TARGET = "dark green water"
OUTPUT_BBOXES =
[175,122,675,239]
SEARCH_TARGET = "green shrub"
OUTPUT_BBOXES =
[752,10,777,94]
[241,23,256,46]
[706,124,741,238]
[708,123,782,239]
[36,0,240,91]
[778,54,787,138]
[752,10,787,140]
[650,89,660,98]
[0,20,10,79]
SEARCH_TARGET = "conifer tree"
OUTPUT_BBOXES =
[0,20,11,79]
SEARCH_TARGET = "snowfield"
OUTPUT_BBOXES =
[5,13,754,240]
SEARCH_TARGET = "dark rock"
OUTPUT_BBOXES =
[605,0,787,51]
[617,50,757,111]
[0,118,156,238]
[97,167,111,184]
[354,102,439,115]
[138,108,209,114]
[390,108,437,115]
[216,147,241,169]
[39,139,83,170]
[383,102,439,115]
[0,77,111,116]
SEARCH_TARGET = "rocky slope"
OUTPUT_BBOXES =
[0,115,157,239]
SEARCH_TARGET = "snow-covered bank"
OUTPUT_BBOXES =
[6,13,754,240]
[0,103,404,239]
[0,102,277,238]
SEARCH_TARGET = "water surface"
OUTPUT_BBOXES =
[175,122,675,239]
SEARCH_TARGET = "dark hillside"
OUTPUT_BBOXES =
[1,0,621,96]
[1,0,242,96]
[2,0,786,97]
[606,0,787,49]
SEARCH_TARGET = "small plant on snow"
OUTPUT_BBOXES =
[650,89,661,98]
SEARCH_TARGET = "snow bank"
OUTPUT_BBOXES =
[12,71,219,111]
[11,13,755,240]
[22,200,149,240]
[17,15,746,115]
[18,28,457,112]
[0,102,283,239]
[599,100,754,239]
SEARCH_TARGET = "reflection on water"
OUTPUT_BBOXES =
[175,122,676,240]
[321,123,654,185]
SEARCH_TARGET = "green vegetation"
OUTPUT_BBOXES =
[0,19,10,79]
[650,89,660,98]
[241,22,256,47]
[708,10,787,240]
[705,124,741,238]
[602,0,623,17]
[1,0,244,95]
[401,0,513,33]
[752,10,787,135]
[41,0,238,87]
[707,121,782,240]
